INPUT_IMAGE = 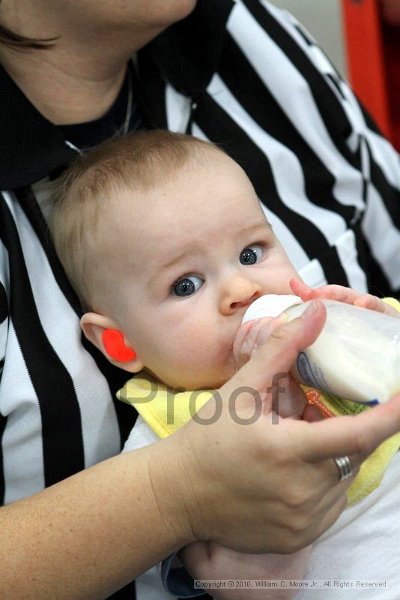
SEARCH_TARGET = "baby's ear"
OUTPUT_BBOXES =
[80,313,144,373]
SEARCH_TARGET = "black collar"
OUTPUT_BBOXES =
[0,64,76,189]
[142,0,233,96]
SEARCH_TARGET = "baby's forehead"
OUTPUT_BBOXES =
[94,145,254,232]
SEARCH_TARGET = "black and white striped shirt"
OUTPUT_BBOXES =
[1,1,400,598]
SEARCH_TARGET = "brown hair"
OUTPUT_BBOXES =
[50,129,222,310]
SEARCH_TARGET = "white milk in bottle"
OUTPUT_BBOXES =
[243,295,400,404]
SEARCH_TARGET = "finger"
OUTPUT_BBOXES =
[290,279,368,304]
[232,321,254,366]
[233,315,284,368]
[302,402,325,422]
[289,277,313,300]
[273,376,307,419]
[297,396,400,462]
[290,279,363,304]
[229,300,327,398]
[249,315,287,352]
[354,294,382,311]
[354,294,399,317]
[309,284,361,304]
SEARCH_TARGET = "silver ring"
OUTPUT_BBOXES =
[334,456,353,482]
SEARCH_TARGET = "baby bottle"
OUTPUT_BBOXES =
[243,295,400,404]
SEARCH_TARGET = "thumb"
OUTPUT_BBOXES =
[223,300,326,408]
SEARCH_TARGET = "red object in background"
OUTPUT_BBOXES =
[382,24,400,151]
[341,0,400,150]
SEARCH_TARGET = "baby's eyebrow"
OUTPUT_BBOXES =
[241,221,273,236]
[148,249,194,288]
[158,249,190,272]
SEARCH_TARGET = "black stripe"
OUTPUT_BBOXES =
[179,595,213,600]
[218,33,357,224]
[293,22,315,47]
[107,579,136,599]
[0,272,6,505]
[354,220,397,297]
[0,192,85,486]
[193,94,334,261]
[0,412,6,505]
[326,73,346,101]
[242,0,356,165]
[366,144,400,231]
[317,244,350,288]
[137,51,169,129]
[0,282,7,323]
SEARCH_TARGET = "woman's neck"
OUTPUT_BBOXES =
[0,6,164,125]
[1,48,131,124]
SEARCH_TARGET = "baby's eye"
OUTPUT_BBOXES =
[172,275,204,297]
[239,245,263,265]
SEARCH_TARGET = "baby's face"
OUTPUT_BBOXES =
[101,149,297,390]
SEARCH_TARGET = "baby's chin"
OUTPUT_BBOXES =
[148,367,234,392]
[143,351,237,391]
[173,366,236,392]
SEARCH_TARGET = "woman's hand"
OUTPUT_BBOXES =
[170,300,400,555]
[290,278,400,317]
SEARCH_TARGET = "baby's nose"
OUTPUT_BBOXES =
[220,278,262,315]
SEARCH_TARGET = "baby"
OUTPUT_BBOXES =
[49,130,399,599]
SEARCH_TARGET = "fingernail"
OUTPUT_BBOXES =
[273,313,288,324]
[302,300,319,317]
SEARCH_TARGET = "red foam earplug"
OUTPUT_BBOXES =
[102,329,137,362]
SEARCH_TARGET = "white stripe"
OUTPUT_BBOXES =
[334,229,368,292]
[0,320,7,363]
[165,85,192,133]
[298,259,327,289]
[260,204,310,271]
[0,239,10,362]
[136,567,176,600]
[0,224,45,503]
[1,322,45,504]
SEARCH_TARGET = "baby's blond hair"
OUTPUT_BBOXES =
[50,130,222,310]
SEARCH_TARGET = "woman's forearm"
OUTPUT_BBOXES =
[0,441,193,600]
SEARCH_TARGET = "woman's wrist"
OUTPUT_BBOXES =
[144,432,203,549]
